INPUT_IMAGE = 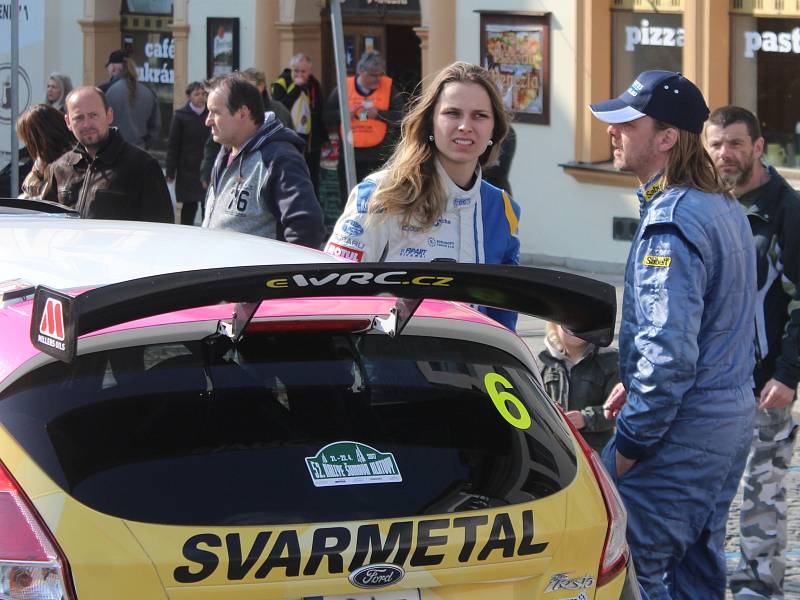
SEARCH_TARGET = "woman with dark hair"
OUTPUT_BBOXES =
[15,103,75,198]
[166,81,210,225]
[325,61,521,329]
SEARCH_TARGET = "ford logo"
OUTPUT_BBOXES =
[348,563,405,589]
[342,219,364,236]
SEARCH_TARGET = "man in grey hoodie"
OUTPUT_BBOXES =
[202,74,324,248]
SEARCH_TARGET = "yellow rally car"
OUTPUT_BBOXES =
[0,217,640,599]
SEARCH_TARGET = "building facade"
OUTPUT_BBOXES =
[27,0,800,268]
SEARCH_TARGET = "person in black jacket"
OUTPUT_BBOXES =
[538,321,618,453]
[44,86,173,223]
[483,125,516,195]
[272,53,327,195]
[166,81,210,225]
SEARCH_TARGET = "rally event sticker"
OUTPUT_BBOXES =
[305,441,402,488]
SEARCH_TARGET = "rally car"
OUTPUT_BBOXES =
[0,212,639,599]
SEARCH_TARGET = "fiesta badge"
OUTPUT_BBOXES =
[348,563,405,589]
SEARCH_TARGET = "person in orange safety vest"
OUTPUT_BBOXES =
[324,50,404,206]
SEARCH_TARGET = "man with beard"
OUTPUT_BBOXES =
[706,106,800,600]
[46,86,173,223]
[592,71,756,599]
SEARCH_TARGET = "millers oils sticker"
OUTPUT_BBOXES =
[305,441,402,487]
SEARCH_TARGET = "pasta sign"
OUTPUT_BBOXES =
[743,28,800,58]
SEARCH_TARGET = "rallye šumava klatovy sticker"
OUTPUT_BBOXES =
[305,441,402,487]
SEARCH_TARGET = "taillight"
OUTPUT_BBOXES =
[245,318,372,333]
[588,450,630,586]
[0,460,75,599]
[560,414,630,587]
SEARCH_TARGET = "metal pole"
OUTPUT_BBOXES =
[9,0,19,197]
[329,0,356,195]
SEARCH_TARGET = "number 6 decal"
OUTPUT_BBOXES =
[483,372,532,429]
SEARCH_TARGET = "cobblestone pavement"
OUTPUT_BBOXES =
[517,266,800,599]
[723,421,800,600]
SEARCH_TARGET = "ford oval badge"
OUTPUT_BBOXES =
[348,563,405,589]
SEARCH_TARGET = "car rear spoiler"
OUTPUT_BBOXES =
[29,263,616,363]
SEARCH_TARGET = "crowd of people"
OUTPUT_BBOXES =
[11,47,800,600]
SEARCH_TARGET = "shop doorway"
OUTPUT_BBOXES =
[320,1,421,101]
[119,0,174,159]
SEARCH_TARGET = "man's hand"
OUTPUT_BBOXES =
[566,410,586,430]
[615,450,636,478]
[758,379,796,410]
[604,382,627,419]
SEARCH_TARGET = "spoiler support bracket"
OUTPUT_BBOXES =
[371,297,422,337]
[217,301,261,341]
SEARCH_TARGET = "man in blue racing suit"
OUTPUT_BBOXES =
[590,71,757,599]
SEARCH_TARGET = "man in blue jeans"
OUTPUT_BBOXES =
[591,71,757,599]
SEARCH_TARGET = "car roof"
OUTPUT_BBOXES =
[0,218,337,291]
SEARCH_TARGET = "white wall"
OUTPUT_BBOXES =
[186,0,257,84]
[456,0,638,270]
[45,0,83,88]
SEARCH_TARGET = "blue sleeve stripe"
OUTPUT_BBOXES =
[356,180,378,214]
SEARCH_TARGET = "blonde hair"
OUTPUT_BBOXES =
[121,57,139,102]
[47,73,73,110]
[369,61,511,229]
[241,68,267,90]
[655,121,729,196]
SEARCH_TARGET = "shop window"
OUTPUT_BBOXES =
[121,0,174,157]
[731,15,800,168]
[611,10,683,96]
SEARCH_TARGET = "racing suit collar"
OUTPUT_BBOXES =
[636,170,666,217]
[434,158,482,211]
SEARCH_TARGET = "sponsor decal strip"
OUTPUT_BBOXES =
[173,509,548,583]
[265,272,453,290]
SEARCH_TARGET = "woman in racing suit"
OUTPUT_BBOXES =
[324,61,521,330]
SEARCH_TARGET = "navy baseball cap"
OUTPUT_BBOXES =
[589,70,709,134]
[106,50,125,66]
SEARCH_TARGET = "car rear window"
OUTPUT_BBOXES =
[0,331,577,525]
